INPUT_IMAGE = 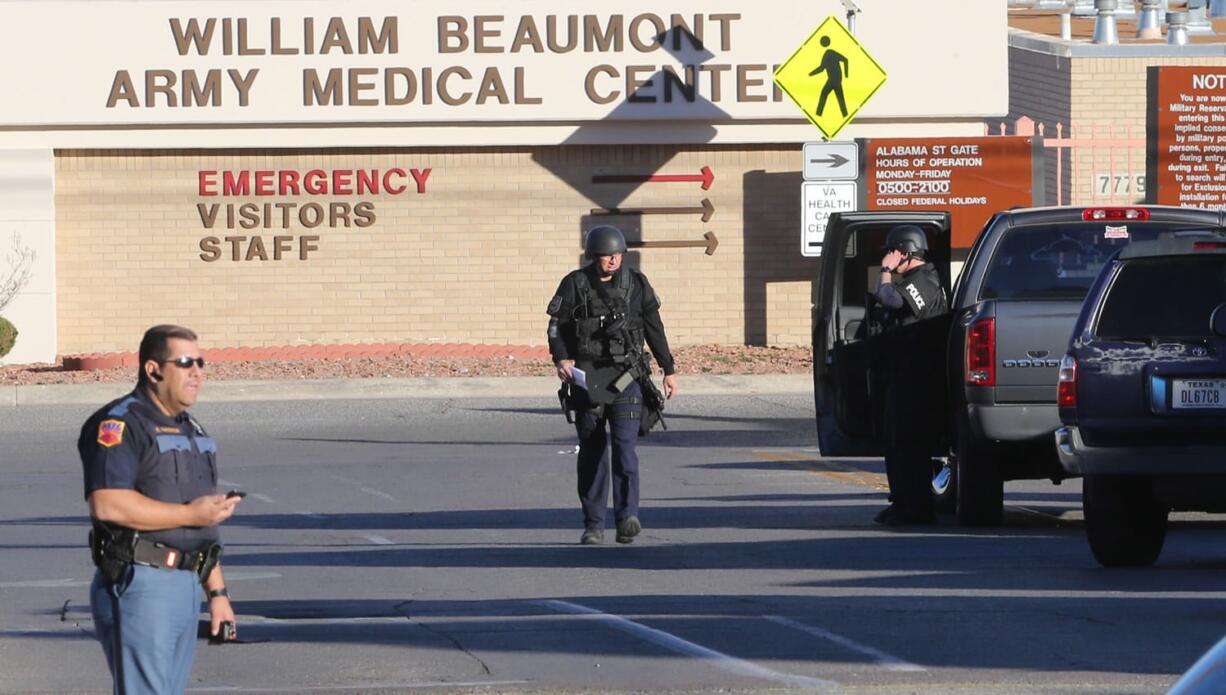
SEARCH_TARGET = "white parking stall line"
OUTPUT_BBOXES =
[538,600,837,690]
[0,578,88,588]
[0,572,279,589]
[766,615,925,673]
[0,625,92,638]
[219,479,275,504]
[330,474,400,503]
[189,680,530,692]
[358,486,399,503]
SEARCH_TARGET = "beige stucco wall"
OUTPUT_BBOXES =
[55,145,816,353]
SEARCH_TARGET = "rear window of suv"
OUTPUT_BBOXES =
[1096,256,1226,339]
[981,223,1180,301]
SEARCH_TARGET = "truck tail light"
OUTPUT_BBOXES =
[1193,241,1226,250]
[1082,207,1150,221]
[1057,354,1078,407]
[966,317,996,386]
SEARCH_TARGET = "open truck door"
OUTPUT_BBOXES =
[813,211,953,456]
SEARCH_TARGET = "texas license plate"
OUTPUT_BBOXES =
[1173,379,1226,409]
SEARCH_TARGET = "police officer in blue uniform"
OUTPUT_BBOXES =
[79,324,241,694]
[872,225,948,525]
[547,226,678,545]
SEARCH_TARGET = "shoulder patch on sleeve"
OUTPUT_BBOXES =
[547,295,563,315]
[97,419,126,448]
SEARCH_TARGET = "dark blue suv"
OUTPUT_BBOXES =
[1056,232,1226,567]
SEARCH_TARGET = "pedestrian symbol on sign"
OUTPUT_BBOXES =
[809,37,849,118]
[774,16,887,140]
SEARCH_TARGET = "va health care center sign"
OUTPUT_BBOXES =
[0,0,1003,137]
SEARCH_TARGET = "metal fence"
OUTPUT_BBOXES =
[986,116,1147,207]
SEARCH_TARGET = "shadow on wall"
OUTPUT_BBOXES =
[529,27,725,265]
[742,170,817,345]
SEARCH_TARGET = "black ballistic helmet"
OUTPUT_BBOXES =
[883,224,928,257]
[584,225,628,259]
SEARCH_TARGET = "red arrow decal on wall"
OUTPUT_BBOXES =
[592,166,714,191]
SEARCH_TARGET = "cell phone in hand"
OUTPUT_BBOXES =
[225,490,247,499]
[198,619,236,644]
[209,621,235,644]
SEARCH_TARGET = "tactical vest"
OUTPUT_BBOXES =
[889,264,948,327]
[109,396,221,553]
[572,269,646,364]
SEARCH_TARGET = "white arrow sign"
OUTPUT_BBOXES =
[803,142,859,181]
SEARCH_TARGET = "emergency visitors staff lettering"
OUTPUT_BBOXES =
[197,168,431,196]
[194,166,431,263]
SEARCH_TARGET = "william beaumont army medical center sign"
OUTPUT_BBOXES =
[0,1,1005,363]
[0,1,1004,145]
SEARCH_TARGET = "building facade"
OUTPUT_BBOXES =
[0,1,1006,363]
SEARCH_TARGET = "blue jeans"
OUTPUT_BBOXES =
[575,381,642,526]
[91,565,203,695]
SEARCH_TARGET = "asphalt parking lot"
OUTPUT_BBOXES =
[1,382,1222,694]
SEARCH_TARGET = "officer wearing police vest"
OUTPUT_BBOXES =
[79,325,241,694]
[547,226,678,545]
[871,225,948,525]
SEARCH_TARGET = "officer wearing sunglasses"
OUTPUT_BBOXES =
[78,324,242,694]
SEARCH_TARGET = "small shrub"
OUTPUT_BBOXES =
[0,316,16,357]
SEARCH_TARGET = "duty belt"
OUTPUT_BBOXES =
[92,521,222,582]
[130,537,211,573]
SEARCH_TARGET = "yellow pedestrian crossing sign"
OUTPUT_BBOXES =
[774,16,888,140]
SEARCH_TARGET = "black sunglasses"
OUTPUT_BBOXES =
[162,356,206,369]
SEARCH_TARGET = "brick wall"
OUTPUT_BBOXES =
[55,145,818,354]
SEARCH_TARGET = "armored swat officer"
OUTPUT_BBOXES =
[872,225,948,525]
[79,325,241,694]
[547,225,678,545]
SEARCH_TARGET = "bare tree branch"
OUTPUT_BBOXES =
[0,234,36,313]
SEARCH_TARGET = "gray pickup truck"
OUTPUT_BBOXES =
[813,205,1226,525]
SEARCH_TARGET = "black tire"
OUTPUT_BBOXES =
[1082,475,1168,568]
[932,457,956,513]
[955,426,1004,526]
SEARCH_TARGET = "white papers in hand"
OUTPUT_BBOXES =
[571,367,588,390]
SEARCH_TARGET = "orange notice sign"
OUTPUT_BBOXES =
[865,136,1034,248]
[1152,66,1226,209]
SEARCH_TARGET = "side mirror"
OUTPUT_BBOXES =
[1211,303,1226,337]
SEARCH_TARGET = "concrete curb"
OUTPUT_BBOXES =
[3,374,812,407]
